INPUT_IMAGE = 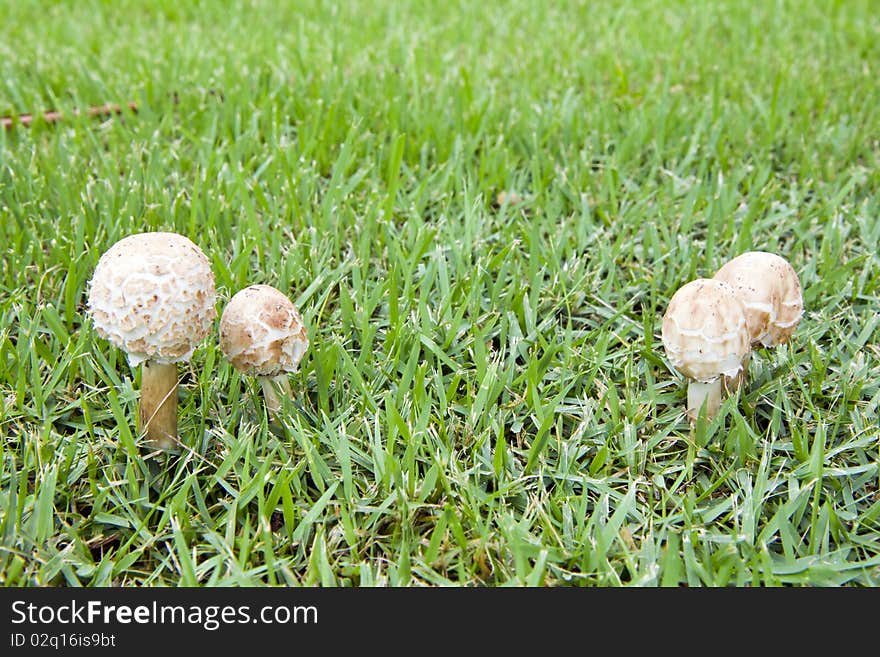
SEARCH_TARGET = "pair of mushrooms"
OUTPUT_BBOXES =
[87,232,309,451]
[661,251,804,421]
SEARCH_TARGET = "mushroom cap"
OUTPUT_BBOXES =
[219,285,309,376]
[713,251,803,347]
[661,278,751,382]
[87,232,217,365]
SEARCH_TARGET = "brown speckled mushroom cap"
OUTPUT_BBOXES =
[219,285,309,376]
[714,251,803,347]
[87,232,217,365]
[661,278,751,383]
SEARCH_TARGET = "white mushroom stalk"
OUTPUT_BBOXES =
[661,279,751,422]
[88,232,217,451]
[219,285,309,418]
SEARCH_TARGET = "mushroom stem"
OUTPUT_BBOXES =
[139,361,178,450]
[259,375,292,418]
[686,379,722,422]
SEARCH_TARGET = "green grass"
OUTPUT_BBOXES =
[1,0,878,586]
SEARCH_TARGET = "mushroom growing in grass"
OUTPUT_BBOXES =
[713,251,804,391]
[88,232,217,451]
[219,285,309,417]
[713,251,804,348]
[661,279,751,421]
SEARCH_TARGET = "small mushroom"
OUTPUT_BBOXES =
[219,284,309,417]
[661,279,751,421]
[88,232,217,450]
[713,251,804,347]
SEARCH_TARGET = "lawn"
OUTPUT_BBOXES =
[1,0,878,586]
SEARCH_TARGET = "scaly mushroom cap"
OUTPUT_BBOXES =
[88,232,217,365]
[219,285,309,376]
[713,251,803,347]
[661,279,751,382]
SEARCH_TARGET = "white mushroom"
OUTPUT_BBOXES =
[661,279,751,421]
[219,284,309,417]
[713,251,804,347]
[88,232,217,450]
